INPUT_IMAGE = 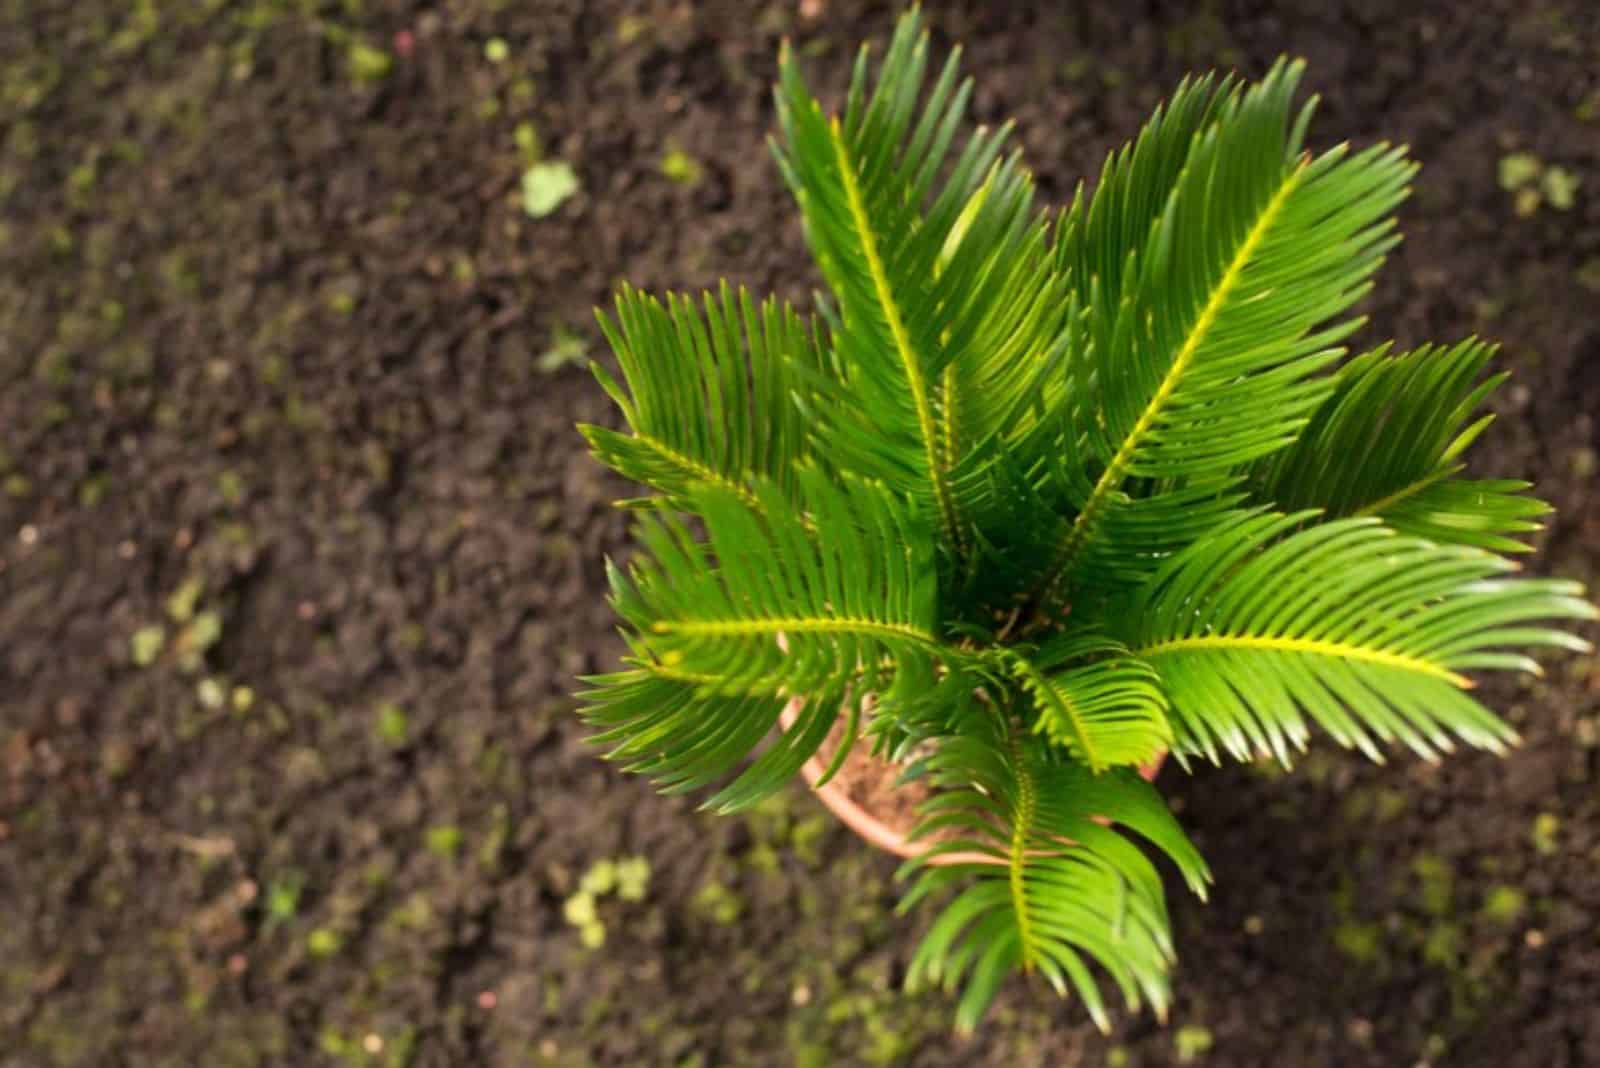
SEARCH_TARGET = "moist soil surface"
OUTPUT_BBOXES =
[4,2,1600,1066]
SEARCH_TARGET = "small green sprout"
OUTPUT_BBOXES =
[130,625,166,667]
[425,825,463,858]
[563,891,605,947]
[615,857,652,901]
[1541,166,1580,210]
[660,144,704,187]
[1481,885,1526,925]
[538,326,589,373]
[1498,151,1580,215]
[196,678,226,710]
[514,122,542,163]
[306,927,341,957]
[1532,812,1561,855]
[376,703,410,746]
[348,40,393,84]
[1175,1025,1215,1063]
[579,859,618,896]
[1498,152,1542,191]
[522,161,579,218]
[165,577,204,623]
[263,875,303,926]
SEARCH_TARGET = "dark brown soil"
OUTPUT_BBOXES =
[3,2,1599,1066]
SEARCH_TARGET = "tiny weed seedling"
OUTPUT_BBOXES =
[574,10,1594,1031]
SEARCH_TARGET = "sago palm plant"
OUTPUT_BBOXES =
[576,9,1595,1032]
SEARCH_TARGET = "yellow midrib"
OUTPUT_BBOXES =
[828,116,964,554]
[1004,724,1038,971]
[1348,468,1450,521]
[1041,161,1308,604]
[645,662,732,688]
[1138,633,1470,687]
[651,614,932,644]
[635,431,761,511]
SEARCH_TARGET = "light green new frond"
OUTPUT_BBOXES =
[581,283,822,512]
[1029,478,1249,615]
[1040,60,1415,606]
[899,716,1208,1032]
[934,164,1074,465]
[1005,636,1172,772]
[1250,339,1552,552]
[1119,511,1596,765]
[772,10,1049,567]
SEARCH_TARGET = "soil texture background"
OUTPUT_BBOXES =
[3,2,1600,1066]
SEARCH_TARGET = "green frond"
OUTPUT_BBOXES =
[772,10,1064,573]
[1039,59,1416,606]
[577,667,792,812]
[1249,339,1552,551]
[596,467,965,810]
[1004,636,1172,772]
[899,715,1208,1033]
[1053,69,1238,330]
[933,166,1074,467]
[581,283,823,512]
[1119,511,1597,765]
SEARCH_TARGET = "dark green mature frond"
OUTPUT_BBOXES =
[1038,59,1415,606]
[772,10,1062,573]
[594,467,955,810]
[581,283,823,512]
[1005,636,1172,772]
[1118,511,1596,765]
[1250,340,1552,552]
[899,715,1208,1033]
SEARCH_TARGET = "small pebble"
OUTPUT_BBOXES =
[18,524,37,546]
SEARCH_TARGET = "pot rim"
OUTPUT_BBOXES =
[782,696,1167,867]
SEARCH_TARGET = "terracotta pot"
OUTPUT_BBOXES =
[781,697,1167,867]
